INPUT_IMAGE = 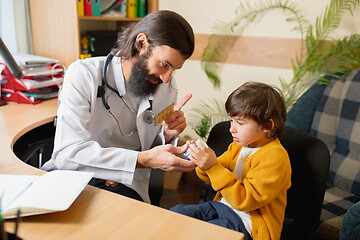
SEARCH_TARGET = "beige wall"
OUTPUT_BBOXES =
[159,0,360,139]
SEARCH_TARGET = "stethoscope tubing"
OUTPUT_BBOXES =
[101,53,154,125]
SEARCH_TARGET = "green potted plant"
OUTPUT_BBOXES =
[189,0,360,140]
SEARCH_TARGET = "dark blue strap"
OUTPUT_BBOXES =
[102,53,121,98]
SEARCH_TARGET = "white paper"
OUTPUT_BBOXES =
[20,76,63,89]
[0,170,94,219]
[0,52,58,67]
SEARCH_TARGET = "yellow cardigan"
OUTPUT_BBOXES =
[196,138,291,240]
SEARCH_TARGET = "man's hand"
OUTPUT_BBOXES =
[137,144,196,172]
[163,94,192,143]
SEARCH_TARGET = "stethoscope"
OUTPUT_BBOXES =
[98,53,155,136]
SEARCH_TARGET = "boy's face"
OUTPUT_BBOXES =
[229,115,271,148]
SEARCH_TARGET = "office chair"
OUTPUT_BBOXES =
[339,201,360,240]
[12,121,56,169]
[198,121,330,240]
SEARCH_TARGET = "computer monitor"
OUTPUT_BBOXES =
[0,37,22,79]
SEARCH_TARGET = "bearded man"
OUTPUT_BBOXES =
[42,10,196,204]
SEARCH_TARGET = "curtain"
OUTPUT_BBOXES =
[0,0,32,53]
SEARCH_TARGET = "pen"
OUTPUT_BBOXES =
[0,216,8,240]
[0,195,8,240]
[2,182,33,213]
[14,209,20,240]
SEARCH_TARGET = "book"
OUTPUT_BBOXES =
[137,0,146,17]
[21,64,64,77]
[77,0,84,16]
[84,0,92,16]
[92,0,101,17]
[0,52,58,68]
[127,0,137,18]
[23,87,59,102]
[0,47,65,104]
[20,76,63,90]
[0,53,65,88]
[0,170,94,219]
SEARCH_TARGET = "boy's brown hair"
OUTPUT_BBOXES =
[225,82,287,139]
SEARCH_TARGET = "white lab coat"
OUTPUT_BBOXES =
[42,56,178,203]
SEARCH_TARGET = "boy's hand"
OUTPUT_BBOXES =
[187,141,217,171]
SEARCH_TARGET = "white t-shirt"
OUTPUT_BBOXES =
[219,146,260,237]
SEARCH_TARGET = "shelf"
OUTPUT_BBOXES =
[29,0,158,68]
[79,16,142,21]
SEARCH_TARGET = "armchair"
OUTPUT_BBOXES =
[198,121,330,239]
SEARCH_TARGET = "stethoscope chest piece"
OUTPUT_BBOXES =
[102,53,156,126]
[143,110,155,124]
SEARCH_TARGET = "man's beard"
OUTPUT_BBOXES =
[128,49,162,98]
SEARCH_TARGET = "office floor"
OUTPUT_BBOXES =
[159,178,201,210]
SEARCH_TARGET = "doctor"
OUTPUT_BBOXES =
[42,10,196,203]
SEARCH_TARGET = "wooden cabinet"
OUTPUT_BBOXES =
[29,0,158,67]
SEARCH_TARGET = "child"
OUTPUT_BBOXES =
[171,82,291,240]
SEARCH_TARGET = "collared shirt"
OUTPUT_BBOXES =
[42,56,178,203]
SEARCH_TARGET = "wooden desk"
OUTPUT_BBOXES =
[0,99,244,240]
